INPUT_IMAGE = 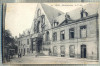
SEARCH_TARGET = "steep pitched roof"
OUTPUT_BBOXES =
[41,4,64,24]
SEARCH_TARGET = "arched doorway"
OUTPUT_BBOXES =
[81,45,86,58]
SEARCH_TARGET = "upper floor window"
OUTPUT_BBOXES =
[19,41,20,46]
[60,30,65,40]
[42,15,45,23]
[37,9,41,17]
[37,21,41,33]
[69,45,75,57]
[54,22,59,27]
[46,31,49,41]
[80,25,87,38]
[53,32,57,41]
[41,16,45,32]
[53,20,59,27]
[69,28,75,39]
[27,39,29,44]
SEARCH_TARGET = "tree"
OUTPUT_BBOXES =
[3,30,18,62]
[4,30,13,45]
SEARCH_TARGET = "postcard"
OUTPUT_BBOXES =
[2,3,99,64]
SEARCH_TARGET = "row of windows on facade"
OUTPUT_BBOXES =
[19,39,29,46]
[53,44,86,58]
[52,25,87,41]
[19,48,30,53]
[53,45,75,55]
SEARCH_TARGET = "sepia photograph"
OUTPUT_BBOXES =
[2,3,100,64]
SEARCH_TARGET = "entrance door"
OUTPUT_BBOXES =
[37,38,42,53]
[81,45,86,58]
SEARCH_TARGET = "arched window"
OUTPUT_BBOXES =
[42,17,45,23]
[37,9,41,17]
[42,17,45,32]
[46,31,49,41]
[37,21,40,33]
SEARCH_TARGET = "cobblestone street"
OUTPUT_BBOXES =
[5,55,98,64]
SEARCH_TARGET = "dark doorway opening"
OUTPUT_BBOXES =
[81,45,86,58]
[37,38,43,53]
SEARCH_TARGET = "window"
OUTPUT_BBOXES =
[53,32,57,41]
[53,46,57,56]
[37,21,41,33]
[27,48,29,53]
[21,49,23,53]
[27,39,29,44]
[60,46,65,57]
[40,17,45,33]
[69,45,75,57]
[60,30,65,40]
[37,9,41,17]
[80,25,87,38]
[69,28,75,39]
[19,49,20,53]
[46,31,49,41]
[19,41,20,46]
[42,17,45,24]
[54,22,59,27]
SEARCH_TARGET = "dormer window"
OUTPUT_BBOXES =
[53,20,59,27]
[54,22,59,27]
[37,9,41,17]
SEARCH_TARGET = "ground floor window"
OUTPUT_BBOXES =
[69,45,75,57]
[60,46,65,57]
[53,46,57,56]
[21,49,23,53]
[27,48,30,53]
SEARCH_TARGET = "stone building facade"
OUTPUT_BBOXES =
[17,3,99,60]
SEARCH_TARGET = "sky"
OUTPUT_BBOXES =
[5,3,88,37]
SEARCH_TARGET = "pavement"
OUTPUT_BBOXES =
[5,55,99,64]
